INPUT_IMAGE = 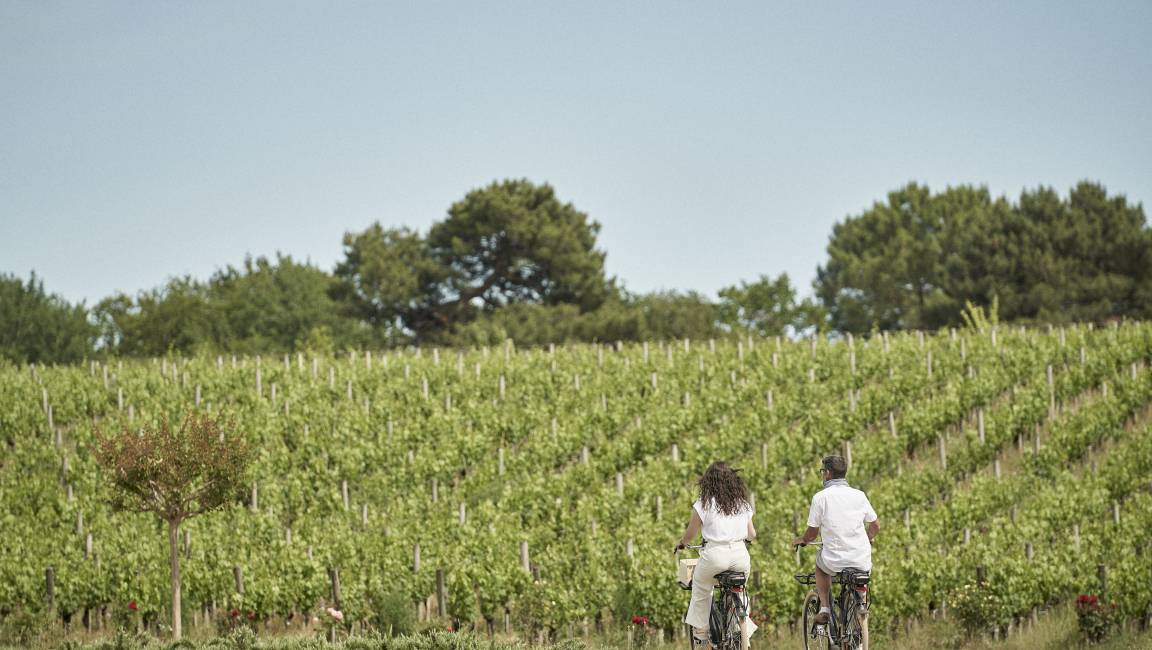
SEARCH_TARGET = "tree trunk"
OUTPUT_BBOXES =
[168,518,182,639]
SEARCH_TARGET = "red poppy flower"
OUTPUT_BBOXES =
[230,609,240,618]
[1077,594,1097,605]
[128,601,138,611]
[631,615,649,626]
[247,611,256,621]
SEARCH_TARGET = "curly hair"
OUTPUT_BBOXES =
[697,462,751,516]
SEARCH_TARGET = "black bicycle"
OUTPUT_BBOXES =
[676,543,749,650]
[793,543,869,650]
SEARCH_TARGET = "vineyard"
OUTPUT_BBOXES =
[2,324,1152,643]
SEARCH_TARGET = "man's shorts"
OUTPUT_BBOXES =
[815,549,834,576]
[816,549,870,578]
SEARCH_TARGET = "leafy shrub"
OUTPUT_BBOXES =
[950,583,1000,636]
[1075,594,1115,643]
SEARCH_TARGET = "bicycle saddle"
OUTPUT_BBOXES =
[715,570,747,587]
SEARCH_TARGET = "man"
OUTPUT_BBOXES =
[791,455,879,624]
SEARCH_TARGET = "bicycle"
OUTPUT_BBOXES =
[793,542,869,650]
[676,543,749,650]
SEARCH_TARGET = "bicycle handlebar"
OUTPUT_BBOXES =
[676,540,753,553]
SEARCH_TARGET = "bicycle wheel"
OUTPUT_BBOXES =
[722,591,743,650]
[802,591,832,650]
[837,590,866,650]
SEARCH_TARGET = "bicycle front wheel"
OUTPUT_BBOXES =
[802,591,832,650]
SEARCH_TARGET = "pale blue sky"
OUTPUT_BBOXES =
[2,1,1150,306]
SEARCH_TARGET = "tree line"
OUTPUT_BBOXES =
[2,178,1149,363]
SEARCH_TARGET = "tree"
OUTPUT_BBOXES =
[815,183,961,333]
[629,290,720,341]
[1014,182,1152,322]
[814,181,1152,333]
[332,225,448,342]
[718,273,826,336]
[429,180,611,316]
[93,277,214,356]
[335,180,614,341]
[208,254,366,352]
[94,412,251,639]
[95,257,368,355]
[0,272,94,363]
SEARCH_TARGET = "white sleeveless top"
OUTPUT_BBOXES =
[693,498,753,543]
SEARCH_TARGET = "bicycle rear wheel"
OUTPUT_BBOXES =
[837,590,867,650]
[722,591,743,650]
[802,591,832,650]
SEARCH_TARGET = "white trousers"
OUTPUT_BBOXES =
[684,541,751,630]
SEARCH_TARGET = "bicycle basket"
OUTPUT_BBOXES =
[678,558,698,590]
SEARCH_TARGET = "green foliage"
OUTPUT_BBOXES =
[333,225,448,340]
[335,180,613,342]
[433,288,738,347]
[94,277,214,356]
[950,583,1000,635]
[206,255,366,353]
[0,272,95,364]
[959,296,998,332]
[366,588,416,636]
[429,180,611,315]
[95,256,366,356]
[816,181,1152,332]
[717,273,825,335]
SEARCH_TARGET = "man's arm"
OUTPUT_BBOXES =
[863,495,879,543]
[791,525,820,547]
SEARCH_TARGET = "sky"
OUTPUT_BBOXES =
[2,1,1150,307]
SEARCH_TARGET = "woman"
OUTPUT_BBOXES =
[675,462,756,647]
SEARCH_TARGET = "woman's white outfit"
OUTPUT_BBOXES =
[684,499,752,630]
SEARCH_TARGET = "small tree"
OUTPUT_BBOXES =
[95,412,251,639]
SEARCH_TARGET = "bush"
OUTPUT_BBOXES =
[950,583,1000,636]
[365,589,416,636]
[1075,594,1115,643]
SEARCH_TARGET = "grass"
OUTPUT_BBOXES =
[3,607,1150,650]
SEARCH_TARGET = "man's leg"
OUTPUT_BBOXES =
[814,553,832,624]
[815,566,831,609]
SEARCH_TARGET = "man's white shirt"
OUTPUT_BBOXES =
[806,482,878,572]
